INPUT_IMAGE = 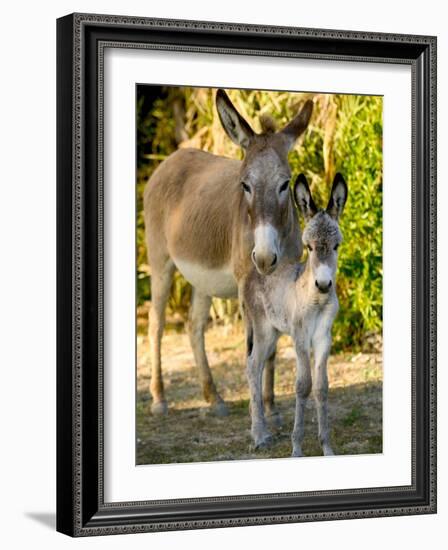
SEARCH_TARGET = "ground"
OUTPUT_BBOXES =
[136,322,382,465]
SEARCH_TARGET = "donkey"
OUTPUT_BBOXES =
[144,89,313,417]
[241,173,348,453]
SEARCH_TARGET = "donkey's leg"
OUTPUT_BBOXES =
[262,350,283,429]
[313,335,334,456]
[148,259,175,415]
[247,326,277,450]
[291,347,312,457]
[188,290,228,416]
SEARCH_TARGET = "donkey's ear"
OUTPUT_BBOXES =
[293,174,317,221]
[280,99,314,150]
[326,173,348,220]
[216,89,255,149]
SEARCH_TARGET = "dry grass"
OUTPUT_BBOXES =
[136,324,382,465]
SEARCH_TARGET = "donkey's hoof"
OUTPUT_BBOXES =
[210,400,229,417]
[323,445,335,456]
[291,447,304,458]
[251,433,273,451]
[151,400,168,416]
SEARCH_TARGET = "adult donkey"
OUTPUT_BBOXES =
[144,89,313,416]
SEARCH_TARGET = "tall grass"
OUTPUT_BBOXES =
[137,87,383,350]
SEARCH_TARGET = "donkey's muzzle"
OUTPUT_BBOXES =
[315,279,332,294]
[252,223,280,275]
[252,250,278,275]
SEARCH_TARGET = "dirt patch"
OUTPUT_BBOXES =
[136,325,382,464]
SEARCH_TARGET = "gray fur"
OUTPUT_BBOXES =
[303,211,342,245]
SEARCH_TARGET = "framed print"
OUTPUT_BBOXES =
[56,13,437,536]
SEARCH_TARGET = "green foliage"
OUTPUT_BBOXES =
[137,87,383,350]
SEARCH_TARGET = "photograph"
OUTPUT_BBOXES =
[1,0,443,544]
[136,85,384,465]
[54,10,436,538]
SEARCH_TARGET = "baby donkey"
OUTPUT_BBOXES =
[242,173,348,456]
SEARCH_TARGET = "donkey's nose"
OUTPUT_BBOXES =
[315,279,332,293]
[252,250,278,275]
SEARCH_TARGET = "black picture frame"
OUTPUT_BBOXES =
[56,13,437,537]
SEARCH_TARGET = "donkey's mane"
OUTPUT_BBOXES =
[259,114,277,134]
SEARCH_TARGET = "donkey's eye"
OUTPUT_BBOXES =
[307,244,313,252]
[241,182,251,194]
[334,244,339,251]
[279,180,290,194]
